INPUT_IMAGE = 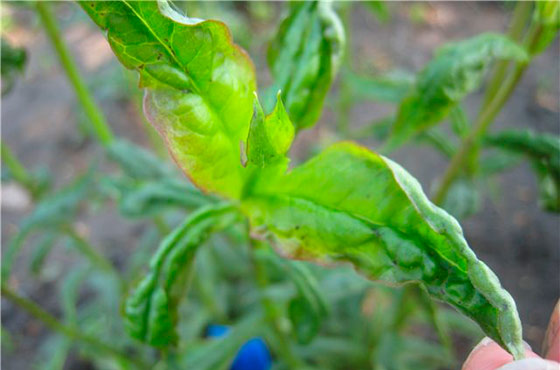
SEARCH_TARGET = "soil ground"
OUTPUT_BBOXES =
[2,2,559,369]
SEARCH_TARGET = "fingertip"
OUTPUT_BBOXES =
[463,337,540,370]
[544,300,560,362]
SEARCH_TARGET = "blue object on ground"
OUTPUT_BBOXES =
[206,324,272,370]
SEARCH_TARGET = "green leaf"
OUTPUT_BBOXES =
[29,232,58,275]
[267,0,345,130]
[363,1,391,23]
[2,172,95,280]
[441,178,481,220]
[179,313,264,370]
[81,0,256,199]
[242,142,524,357]
[246,92,294,170]
[105,177,212,218]
[124,203,238,347]
[532,1,560,55]
[485,129,560,212]
[1,37,26,95]
[343,69,414,103]
[387,33,529,149]
[107,139,175,180]
[261,251,327,344]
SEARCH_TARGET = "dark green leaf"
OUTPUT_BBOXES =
[387,33,528,149]
[288,296,321,344]
[267,1,345,129]
[124,203,238,347]
[485,129,560,212]
[1,37,26,95]
[243,142,524,357]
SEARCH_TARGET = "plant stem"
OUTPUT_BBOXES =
[62,225,118,277]
[433,24,543,205]
[35,1,114,146]
[250,240,303,369]
[0,141,34,193]
[1,283,147,368]
[480,1,532,111]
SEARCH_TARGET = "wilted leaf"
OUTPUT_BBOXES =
[266,1,345,129]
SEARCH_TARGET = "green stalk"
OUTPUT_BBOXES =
[1,283,148,369]
[250,239,303,369]
[433,23,543,205]
[35,2,114,146]
[480,1,532,111]
[0,141,35,193]
[62,225,119,277]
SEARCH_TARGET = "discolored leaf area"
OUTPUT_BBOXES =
[267,1,345,130]
[80,0,256,199]
[485,129,560,212]
[242,142,524,358]
[387,33,528,149]
[125,203,238,347]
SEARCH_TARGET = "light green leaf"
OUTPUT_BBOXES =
[124,203,238,347]
[81,0,256,199]
[242,142,524,357]
[246,92,294,170]
[387,33,529,149]
[485,129,560,212]
[267,1,345,129]
[532,1,560,55]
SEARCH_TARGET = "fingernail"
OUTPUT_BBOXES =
[496,358,560,370]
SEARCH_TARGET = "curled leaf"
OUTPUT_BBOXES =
[125,203,238,347]
[243,142,524,358]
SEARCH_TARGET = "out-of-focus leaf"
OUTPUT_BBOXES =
[178,313,264,370]
[531,1,560,56]
[417,128,457,158]
[288,296,321,344]
[262,251,327,344]
[485,129,560,212]
[267,1,345,130]
[387,34,528,149]
[344,69,414,103]
[243,142,524,357]
[103,177,211,218]
[2,172,95,279]
[363,1,390,23]
[60,266,89,325]
[480,151,522,175]
[29,232,58,276]
[1,37,26,95]
[441,178,481,220]
[107,139,174,180]
[82,0,256,199]
[125,203,238,347]
[450,106,470,138]
[246,93,294,171]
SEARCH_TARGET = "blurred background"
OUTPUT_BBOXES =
[1,1,559,369]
